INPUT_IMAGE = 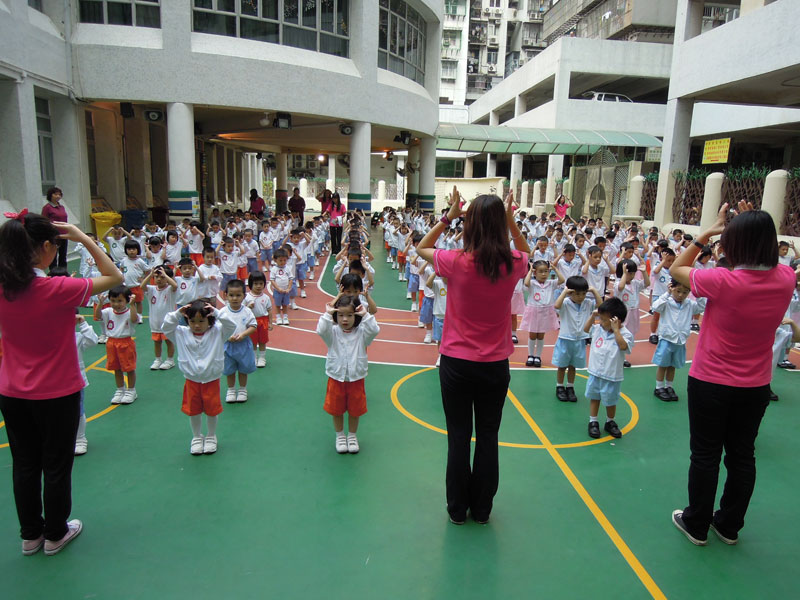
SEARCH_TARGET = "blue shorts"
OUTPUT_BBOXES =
[420,296,434,324]
[289,279,297,298]
[273,290,290,308]
[585,374,622,407]
[433,316,444,342]
[221,273,237,291]
[247,258,258,274]
[390,247,398,258]
[272,241,282,252]
[407,273,419,294]
[224,340,256,375]
[652,339,686,369]
[260,249,272,263]
[296,263,308,281]
[551,338,587,369]
[307,255,316,268]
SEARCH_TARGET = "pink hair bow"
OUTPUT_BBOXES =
[3,208,28,224]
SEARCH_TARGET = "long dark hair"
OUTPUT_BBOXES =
[720,210,778,268]
[0,213,60,301]
[331,193,342,208]
[462,195,515,283]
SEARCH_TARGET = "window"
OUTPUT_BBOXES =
[489,0,501,7]
[85,112,99,197]
[377,0,426,86]
[78,0,161,28]
[486,50,497,64]
[35,98,56,196]
[441,61,457,80]
[192,0,349,58]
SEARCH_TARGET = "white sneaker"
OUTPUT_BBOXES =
[308,272,314,280]
[137,315,143,324]
[411,302,418,312]
[256,356,266,368]
[74,437,88,456]
[225,388,237,403]
[406,292,412,300]
[291,300,298,310]
[402,275,407,281]
[203,435,218,454]
[386,257,392,263]
[423,332,432,344]
[110,389,125,404]
[98,334,108,344]
[435,355,441,367]
[335,434,348,454]
[190,436,204,455]
[300,290,307,298]
[418,321,425,328]
[283,314,290,325]
[398,273,404,281]
[43,519,83,555]
[392,263,397,270]
[159,358,175,370]
[347,433,359,454]
[236,389,248,403]
[120,389,137,404]
[150,358,163,370]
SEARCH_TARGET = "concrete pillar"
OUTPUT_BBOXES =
[562,176,572,202]
[761,169,789,232]
[510,95,527,190]
[378,180,386,204]
[275,151,288,213]
[419,137,437,213]
[299,178,309,201]
[50,97,91,229]
[545,155,564,206]
[700,172,725,231]
[654,99,694,227]
[0,78,41,213]
[208,144,218,205]
[328,153,336,186]
[464,157,474,178]
[166,102,198,219]
[521,180,530,208]
[628,175,645,217]
[326,179,334,194]
[235,151,244,208]
[533,180,542,207]
[241,152,251,206]
[257,157,264,196]
[487,110,499,178]
[396,157,405,203]
[407,145,420,208]
[348,121,372,212]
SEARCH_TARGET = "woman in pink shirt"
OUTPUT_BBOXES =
[0,211,122,556]
[554,194,572,221]
[417,187,529,525]
[328,193,347,254]
[41,187,68,269]
[669,201,795,546]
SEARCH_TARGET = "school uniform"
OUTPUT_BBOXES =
[175,274,200,306]
[651,293,706,369]
[145,285,176,341]
[432,277,447,342]
[218,305,257,376]
[198,264,222,300]
[246,292,273,346]
[552,296,596,369]
[585,324,634,406]
[101,307,136,372]
[120,256,148,303]
[615,279,646,335]
[520,279,560,333]
[270,265,293,308]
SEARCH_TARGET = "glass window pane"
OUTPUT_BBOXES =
[390,14,397,53]
[389,55,403,75]
[379,0,388,7]
[35,97,49,115]
[136,4,161,28]
[284,0,298,24]
[241,17,278,42]
[321,0,334,32]
[29,0,44,11]
[320,33,347,57]
[378,8,387,49]
[391,0,404,18]
[107,2,133,25]
[282,25,316,51]
[37,116,52,133]
[303,0,316,28]
[39,136,56,182]
[241,0,257,16]
[336,0,347,36]
[193,10,236,36]
[218,0,235,12]
[397,21,405,58]
[378,50,387,69]
[79,0,104,24]
[262,0,278,20]
[194,0,212,7]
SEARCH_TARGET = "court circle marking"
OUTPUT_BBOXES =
[390,367,639,449]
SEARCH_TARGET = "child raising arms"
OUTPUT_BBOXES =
[141,265,178,370]
[95,285,138,405]
[521,259,564,367]
[615,258,650,367]
[316,294,380,454]
[246,271,273,368]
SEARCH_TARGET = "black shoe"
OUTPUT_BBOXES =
[778,360,796,369]
[449,514,466,525]
[585,338,591,346]
[690,323,700,332]
[769,389,779,401]
[654,388,672,402]
[672,510,707,546]
[623,360,631,368]
[665,386,679,401]
[526,355,535,367]
[472,513,490,525]
[649,334,659,345]
[566,387,578,402]
[556,386,568,402]
[710,512,738,545]
[533,357,542,368]
[648,309,654,315]
[511,334,518,344]
[588,421,601,439]
[604,419,622,438]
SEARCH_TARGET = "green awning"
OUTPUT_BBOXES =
[435,123,662,155]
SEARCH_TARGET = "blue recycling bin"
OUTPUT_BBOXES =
[121,209,148,230]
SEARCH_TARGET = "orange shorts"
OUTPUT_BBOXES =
[106,337,137,372]
[237,266,248,280]
[182,379,222,417]
[384,241,390,250]
[324,378,367,417]
[397,251,406,264]
[151,332,167,342]
[191,253,203,266]
[250,315,270,346]
[130,286,144,303]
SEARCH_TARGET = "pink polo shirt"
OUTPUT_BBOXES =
[689,264,795,387]
[434,249,528,362]
[0,275,93,399]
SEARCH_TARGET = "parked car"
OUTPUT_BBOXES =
[582,91,634,103]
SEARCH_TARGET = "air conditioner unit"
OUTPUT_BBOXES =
[519,57,526,65]
[489,36,498,45]
[495,8,502,15]
[488,65,496,73]
[443,39,450,46]
[483,7,490,14]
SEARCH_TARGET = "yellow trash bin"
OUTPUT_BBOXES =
[91,212,122,251]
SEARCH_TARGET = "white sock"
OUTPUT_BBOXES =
[589,416,598,423]
[347,432,357,439]
[666,379,674,388]
[206,415,217,437]
[190,415,202,437]
[76,414,87,440]
[528,339,535,355]
[116,386,124,392]
[535,338,544,357]
[335,429,345,438]
[606,417,615,423]
[239,385,246,392]
[566,382,574,388]
[656,380,665,389]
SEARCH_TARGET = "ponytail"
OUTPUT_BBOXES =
[0,213,60,301]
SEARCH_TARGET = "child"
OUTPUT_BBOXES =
[198,247,222,304]
[270,248,294,325]
[429,272,447,367]
[207,220,223,250]
[104,226,127,264]
[521,260,564,367]
[418,257,435,343]
[258,220,274,270]
[615,258,650,367]
[553,276,602,402]
[219,280,257,403]
[246,271,273,368]
[75,233,100,278]
[582,297,634,439]
[651,279,706,401]
[164,230,184,266]
[95,285,138,405]
[772,317,800,400]
[778,240,797,267]
[532,236,554,263]
[146,236,165,269]
[163,301,237,455]
[316,294,380,454]
[405,233,423,310]
[339,273,378,315]
[287,228,310,300]
[175,258,204,307]
[120,240,148,322]
[183,221,206,266]
[582,245,611,298]
[649,248,675,344]
[74,314,98,455]
[126,226,148,256]
[555,243,585,282]
[217,236,240,292]
[142,265,178,370]
[241,229,260,276]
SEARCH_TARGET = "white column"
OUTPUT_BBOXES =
[487,110,499,178]
[627,175,645,217]
[700,172,724,231]
[761,169,789,232]
[510,95,526,189]
[275,151,288,212]
[407,145,420,208]
[208,145,218,205]
[520,181,530,208]
[545,155,564,207]
[419,136,437,212]
[533,180,542,207]
[257,157,264,196]
[328,153,336,189]
[299,177,309,200]
[0,78,41,213]
[378,180,386,204]
[348,121,372,213]
[464,157,474,178]
[242,153,251,205]
[396,157,405,203]
[166,102,198,218]
[50,97,91,229]
[223,146,231,204]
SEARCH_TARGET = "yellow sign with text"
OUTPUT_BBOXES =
[702,138,731,164]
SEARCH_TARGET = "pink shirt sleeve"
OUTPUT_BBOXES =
[690,267,723,299]
[59,276,94,307]
[433,249,458,277]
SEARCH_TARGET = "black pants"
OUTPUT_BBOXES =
[439,354,510,521]
[0,392,81,541]
[330,226,343,254]
[49,239,68,270]
[682,377,769,537]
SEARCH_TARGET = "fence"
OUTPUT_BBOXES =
[672,170,705,225]
[783,172,800,236]
[641,177,657,220]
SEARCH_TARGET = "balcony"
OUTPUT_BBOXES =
[528,10,544,22]
[521,37,540,47]
[469,34,486,44]
[441,46,461,59]
[444,14,466,30]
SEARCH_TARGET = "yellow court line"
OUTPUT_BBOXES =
[506,389,667,600]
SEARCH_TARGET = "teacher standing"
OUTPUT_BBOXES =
[42,187,68,269]
[327,192,347,254]
[417,187,529,525]
[669,201,795,546]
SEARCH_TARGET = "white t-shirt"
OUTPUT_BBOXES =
[432,277,447,318]
[270,265,293,290]
[587,324,634,382]
[246,292,273,318]
[218,304,257,337]
[105,236,127,262]
[145,284,176,333]
[585,262,610,294]
[101,307,133,339]
[164,241,183,265]
[163,308,237,383]
[558,257,583,280]
[218,249,239,274]
[185,232,204,254]
[175,274,200,305]
[616,279,645,310]
[526,279,559,307]
[120,256,148,288]
[241,239,259,259]
[558,296,596,340]
[198,264,221,298]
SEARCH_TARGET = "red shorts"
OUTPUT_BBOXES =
[397,251,406,265]
[182,379,222,417]
[324,378,367,417]
[129,286,144,303]
[237,266,248,280]
[106,337,137,372]
[191,253,203,266]
[151,332,167,342]
[250,315,270,346]
[384,241,390,250]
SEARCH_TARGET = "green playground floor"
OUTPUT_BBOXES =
[0,240,798,600]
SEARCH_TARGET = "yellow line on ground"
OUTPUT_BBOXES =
[506,389,667,600]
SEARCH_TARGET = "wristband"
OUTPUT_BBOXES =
[440,214,451,226]
[693,240,705,250]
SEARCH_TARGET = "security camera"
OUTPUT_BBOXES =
[339,123,354,136]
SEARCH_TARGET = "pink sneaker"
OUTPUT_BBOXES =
[22,535,44,556]
[44,519,83,555]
